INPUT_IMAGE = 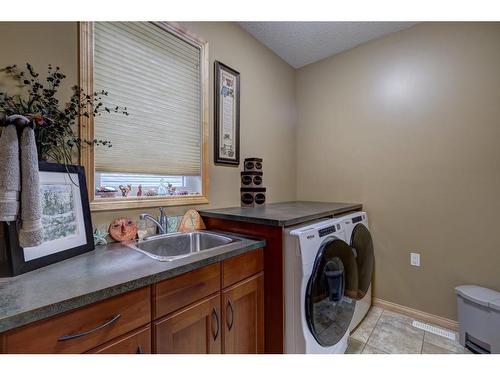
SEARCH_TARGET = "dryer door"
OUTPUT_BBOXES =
[305,238,357,347]
[351,224,374,299]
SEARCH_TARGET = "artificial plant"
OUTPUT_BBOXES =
[0,63,128,164]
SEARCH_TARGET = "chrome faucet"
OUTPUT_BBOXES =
[158,207,168,233]
[139,208,168,235]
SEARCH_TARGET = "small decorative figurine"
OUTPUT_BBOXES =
[179,209,206,232]
[119,184,132,197]
[167,183,176,195]
[146,188,158,196]
[158,178,167,196]
[93,227,108,246]
[137,184,142,197]
[109,218,138,242]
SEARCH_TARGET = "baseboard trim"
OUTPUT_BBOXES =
[373,298,459,331]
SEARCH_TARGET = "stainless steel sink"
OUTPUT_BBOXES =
[127,231,237,261]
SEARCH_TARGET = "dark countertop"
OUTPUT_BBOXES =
[200,201,363,227]
[0,232,264,334]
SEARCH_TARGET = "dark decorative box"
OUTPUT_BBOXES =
[241,187,266,207]
[244,158,263,172]
[241,171,263,188]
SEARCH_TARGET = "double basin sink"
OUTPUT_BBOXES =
[127,231,238,262]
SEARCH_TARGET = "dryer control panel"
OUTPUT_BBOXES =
[318,223,341,238]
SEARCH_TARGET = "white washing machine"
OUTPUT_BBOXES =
[339,212,374,331]
[284,218,358,354]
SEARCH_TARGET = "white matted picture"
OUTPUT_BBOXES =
[0,162,94,276]
[23,170,87,261]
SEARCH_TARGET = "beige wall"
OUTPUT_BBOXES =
[295,22,500,319]
[0,22,297,226]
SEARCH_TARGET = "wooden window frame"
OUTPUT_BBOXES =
[79,22,209,212]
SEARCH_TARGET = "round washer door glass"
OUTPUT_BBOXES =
[351,224,374,299]
[306,238,357,347]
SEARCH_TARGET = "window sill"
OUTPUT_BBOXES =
[90,195,209,212]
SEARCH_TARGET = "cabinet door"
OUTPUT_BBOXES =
[88,325,151,354]
[154,294,221,354]
[222,273,264,354]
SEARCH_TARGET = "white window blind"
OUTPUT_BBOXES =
[93,22,202,176]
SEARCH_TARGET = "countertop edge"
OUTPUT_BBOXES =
[200,203,363,227]
[0,238,265,334]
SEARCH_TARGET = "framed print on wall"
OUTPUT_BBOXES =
[214,61,240,166]
[0,162,94,276]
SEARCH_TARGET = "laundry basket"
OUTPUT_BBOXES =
[455,285,500,354]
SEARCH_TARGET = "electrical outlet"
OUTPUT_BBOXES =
[410,252,421,267]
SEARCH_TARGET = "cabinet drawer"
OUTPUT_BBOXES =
[154,263,220,319]
[4,287,151,354]
[222,248,264,288]
[88,325,151,354]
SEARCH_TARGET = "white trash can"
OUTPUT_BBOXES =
[455,285,500,354]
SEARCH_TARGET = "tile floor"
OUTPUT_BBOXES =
[347,306,471,354]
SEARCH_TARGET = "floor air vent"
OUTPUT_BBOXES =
[412,320,456,340]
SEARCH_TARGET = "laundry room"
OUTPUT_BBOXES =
[0,1,499,374]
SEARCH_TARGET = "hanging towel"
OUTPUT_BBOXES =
[18,126,44,248]
[0,125,20,221]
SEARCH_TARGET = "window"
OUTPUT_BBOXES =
[79,22,209,211]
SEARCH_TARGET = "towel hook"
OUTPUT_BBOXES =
[0,114,34,129]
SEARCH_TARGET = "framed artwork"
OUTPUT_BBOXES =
[0,162,94,276]
[214,61,240,166]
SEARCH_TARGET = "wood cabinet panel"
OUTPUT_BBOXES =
[203,217,282,353]
[88,325,151,354]
[154,294,221,354]
[154,263,220,319]
[222,273,264,354]
[3,287,150,354]
[222,248,264,288]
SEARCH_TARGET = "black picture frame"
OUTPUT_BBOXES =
[214,61,240,166]
[0,162,94,277]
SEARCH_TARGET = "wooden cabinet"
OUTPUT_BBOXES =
[154,294,221,354]
[0,247,264,354]
[152,248,264,354]
[89,325,151,354]
[222,273,264,354]
[203,217,284,353]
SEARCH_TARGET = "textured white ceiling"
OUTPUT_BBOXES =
[239,22,417,68]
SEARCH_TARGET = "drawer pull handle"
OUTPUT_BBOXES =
[226,299,234,331]
[212,307,219,341]
[58,314,122,342]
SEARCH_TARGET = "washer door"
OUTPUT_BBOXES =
[351,224,374,299]
[305,238,357,347]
